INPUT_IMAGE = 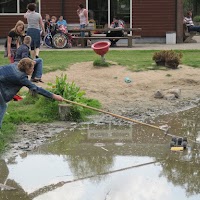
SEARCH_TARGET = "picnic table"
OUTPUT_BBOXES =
[68,27,142,47]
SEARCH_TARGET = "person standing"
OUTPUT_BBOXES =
[24,3,45,59]
[0,58,64,129]
[77,4,88,37]
[43,14,51,32]
[4,20,25,63]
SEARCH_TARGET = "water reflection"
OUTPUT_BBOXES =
[0,106,199,200]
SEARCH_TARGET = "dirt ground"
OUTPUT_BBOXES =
[39,62,200,115]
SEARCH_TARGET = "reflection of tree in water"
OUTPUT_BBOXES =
[67,151,114,183]
[159,145,200,197]
[43,130,114,182]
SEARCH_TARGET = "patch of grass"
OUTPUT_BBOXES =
[93,59,110,67]
[1,50,200,73]
[166,74,172,77]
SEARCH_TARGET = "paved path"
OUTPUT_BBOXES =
[1,36,200,51]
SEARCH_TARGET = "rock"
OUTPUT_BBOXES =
[168,88,181,98]
[58,104,72,121]
[0,183,16,190]
[164,93,176,100]
[154,90,164,99]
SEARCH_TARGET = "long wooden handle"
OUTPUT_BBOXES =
[63,99,162,131]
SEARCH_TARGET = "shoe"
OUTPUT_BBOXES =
[31,78,44,83]
[13,95,23,101]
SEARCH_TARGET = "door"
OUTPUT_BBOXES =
[87,0,131,29]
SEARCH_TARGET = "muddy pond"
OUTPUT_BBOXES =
[0,106,200,200]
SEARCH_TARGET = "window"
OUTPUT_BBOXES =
[0,0,40,15]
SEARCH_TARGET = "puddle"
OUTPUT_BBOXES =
[0,106,200,200]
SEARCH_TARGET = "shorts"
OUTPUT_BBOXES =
[27,28,41,50]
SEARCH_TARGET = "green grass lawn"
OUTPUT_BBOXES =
[1,50,200,73]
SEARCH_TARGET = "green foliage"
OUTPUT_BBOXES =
[193,15,200,22]
[46,74,101,121]
[48,74,85,102]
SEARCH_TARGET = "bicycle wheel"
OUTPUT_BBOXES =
[44,34,53,48]
[52,33,68,49]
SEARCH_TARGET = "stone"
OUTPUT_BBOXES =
[58,104,72,121]
[168,88,181,98]
[154,90,164,99]
[164,93,176,100]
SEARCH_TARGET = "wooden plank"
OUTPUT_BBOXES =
[73,35,141,48]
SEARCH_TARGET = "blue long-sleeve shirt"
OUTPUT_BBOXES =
[14,44,31,62]
[0,63,53,102]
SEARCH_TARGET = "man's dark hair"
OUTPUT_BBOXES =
[27,3,36,11]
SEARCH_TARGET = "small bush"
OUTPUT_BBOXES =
[47,74,101,121]
[193,15,200,22]
[152,50,182,69]
[152,50,168,66]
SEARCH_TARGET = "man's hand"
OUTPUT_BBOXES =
[52,94,64,101]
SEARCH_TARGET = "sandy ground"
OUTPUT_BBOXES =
[38,62,200,115]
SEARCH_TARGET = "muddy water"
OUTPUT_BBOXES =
[0,106,200,200]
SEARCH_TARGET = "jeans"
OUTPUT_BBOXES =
[0,91,7,129]
[106,30,124,45]
[80,24,86,37]
[188,25,200,32]
[31,58,43,79]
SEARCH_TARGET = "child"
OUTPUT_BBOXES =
[4,20,25,63]
[50,16,58,36]
[14,36,44,83]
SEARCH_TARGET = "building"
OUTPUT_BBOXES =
[0,0,183,43]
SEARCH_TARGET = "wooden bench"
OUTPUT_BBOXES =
[74,35,141,47]
[71,28,142,47]
[183,24,197,43]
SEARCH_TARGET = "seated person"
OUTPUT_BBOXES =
[57,15,67,28]
[50,16,58,36]
[183,11,200,32]
[14,36,44,83]
[106,16,124,47]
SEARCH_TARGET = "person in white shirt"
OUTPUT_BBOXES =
[24,3,45,59]
[106,16,125,47]
[183,11,200,32]
[77,4,88,37]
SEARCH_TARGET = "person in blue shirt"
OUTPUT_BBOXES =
[57,16,67,28]
[0,58,63,129]
[14,35,43,83]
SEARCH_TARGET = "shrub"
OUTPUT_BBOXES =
[152,50,182,69]
[152,50,168,66]
[193,15,200,22]
[46,74,101,121]
[165,51,183,69]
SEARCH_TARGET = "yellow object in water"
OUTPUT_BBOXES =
[171,146,184,151]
